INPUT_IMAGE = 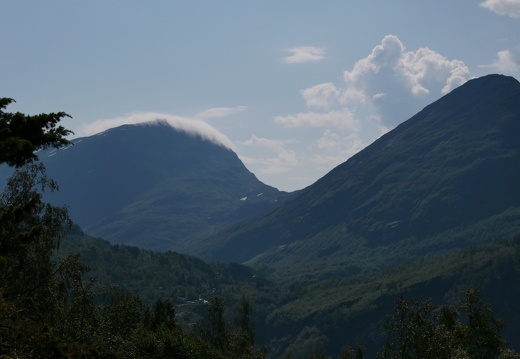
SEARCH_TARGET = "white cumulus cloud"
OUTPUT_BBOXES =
[286,35,471,129]
[301,83,341,108]
[268,35,472,189]
[480,0,520,18]
[480,49,520,72]
[78,112,237,151]
[341,35,471,126]
[283,46,327,64]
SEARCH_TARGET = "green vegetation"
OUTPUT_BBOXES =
[56,229,520,358]
[3,76,520,359]
[378,289,519,359]
[191,75,520,288]
[57,228,280,328]
[0,98,72,167]
[260,237,520,358]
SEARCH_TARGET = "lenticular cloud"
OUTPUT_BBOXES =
[79,112,236,151]
[283,46,327,64]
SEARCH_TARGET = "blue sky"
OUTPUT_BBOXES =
[2,1,520,191]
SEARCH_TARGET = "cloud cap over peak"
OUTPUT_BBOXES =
[79,112,237,151]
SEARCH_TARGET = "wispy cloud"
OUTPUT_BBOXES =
[283,46,327,64]
[310,130,366,169]
[259,150,299,175]
[242,135,290,152]
[195,106,247,119]
[274,110,358,128]
[241,149,299,175]
[241,135,299,175]
[480,0,520,18]
[78,112,237,151]
[480,49,520,72]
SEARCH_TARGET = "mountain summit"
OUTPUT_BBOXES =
[196,74,520,279]
[37,121,288,250]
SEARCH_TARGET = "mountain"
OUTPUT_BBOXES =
[18,121,289,250]
[194,74,520,281]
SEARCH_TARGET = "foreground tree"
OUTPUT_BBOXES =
[0,163,71,295]
[205,296,228,353]
[379,289,515,359]
[339,345,365,359]
[193,295,265,359]
[0,97,72,167]
[228,295,265,359]
[0,99,73,357]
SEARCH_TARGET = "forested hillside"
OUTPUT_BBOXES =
[61,230,520,358]
[3,75,520,359]
[194,74,520,284]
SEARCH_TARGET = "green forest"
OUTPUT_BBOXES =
[2,99,520,358]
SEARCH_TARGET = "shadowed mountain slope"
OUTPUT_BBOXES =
[194,74,520,280]
[27,121,288,250]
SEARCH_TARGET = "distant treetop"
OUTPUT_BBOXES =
[0,97,73,167]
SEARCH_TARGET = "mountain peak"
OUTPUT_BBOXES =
[467,73,518,86]
[424,73,520,112]
[196,74,520,278]
[26,123,289,250]
[80,114,236,151]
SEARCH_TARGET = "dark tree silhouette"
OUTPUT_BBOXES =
[0,97,72,167]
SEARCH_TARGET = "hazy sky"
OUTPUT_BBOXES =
[2,1,520,191]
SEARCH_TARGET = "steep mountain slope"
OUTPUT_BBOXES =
[30,121,288,250]
[195,74,520,279]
